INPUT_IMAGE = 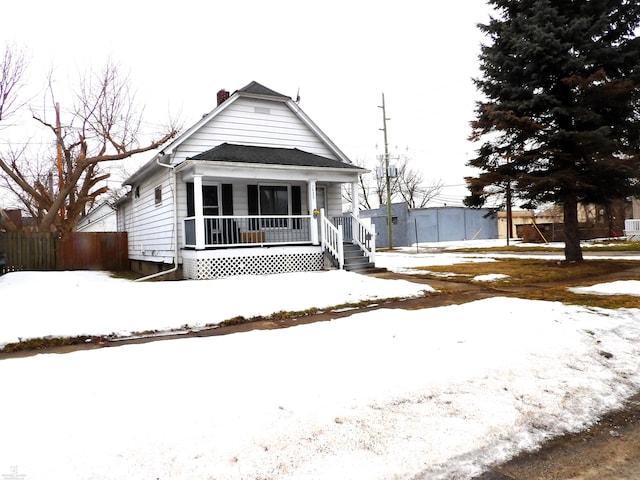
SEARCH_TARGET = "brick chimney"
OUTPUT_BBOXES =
[6,209,23,230]
[217,89,230,105]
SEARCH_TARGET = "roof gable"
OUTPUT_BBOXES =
[236,81,289,98]
[125,81,353,184]
[163,81,349,162]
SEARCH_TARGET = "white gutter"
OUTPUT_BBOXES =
[134,155,180,282]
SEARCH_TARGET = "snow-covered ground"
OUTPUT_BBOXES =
[1,241,639,480]
[0,269,430,347]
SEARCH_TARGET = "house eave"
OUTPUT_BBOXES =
[176,159,366,182]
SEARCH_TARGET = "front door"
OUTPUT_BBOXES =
[203,185,219,244]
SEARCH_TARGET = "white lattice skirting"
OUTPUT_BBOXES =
[181,246,324,280]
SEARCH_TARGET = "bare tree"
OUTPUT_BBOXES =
[396,161,443,208]
[367,154,442,209]
[0,43,30,230]
[341,157,374,210]
[0,43,28,124]
[0,56,179,232]
[0,144,56,228]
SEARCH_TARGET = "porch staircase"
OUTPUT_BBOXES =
[342,242,386,274]
[321,210,385,275]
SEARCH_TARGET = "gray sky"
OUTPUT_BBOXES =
[3,0,492,206]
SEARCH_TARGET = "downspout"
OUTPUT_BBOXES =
[134,154,179,282]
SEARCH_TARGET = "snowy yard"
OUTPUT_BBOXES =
[1,242,639,479]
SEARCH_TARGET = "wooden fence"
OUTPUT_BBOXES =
[517,223,616,243]
[0,232,128,275]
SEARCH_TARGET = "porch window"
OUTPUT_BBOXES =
[247,184,302,229]
[260,185,288,227]
[202,185,219,216]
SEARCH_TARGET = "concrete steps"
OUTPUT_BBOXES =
[342,243,387,274]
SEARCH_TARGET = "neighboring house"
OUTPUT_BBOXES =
[500,199,638,242]
[116,81,373,279]
[497,210,535,239]
[623,197,640,240]
[76,202,117,232]
[522,200,632,241]
[631,197,640,219]
[0,209,38,232]
[359,202,499,248]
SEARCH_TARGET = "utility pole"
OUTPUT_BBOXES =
[379,93,393,249]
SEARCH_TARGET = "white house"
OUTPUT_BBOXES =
[76,202,117,232]
[116,81,375,280]
[626,198,640,240]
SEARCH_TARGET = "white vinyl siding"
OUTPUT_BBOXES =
[173,98,338,163]
[125,168,174,262]
[77,203,117,232]
[324,183,343,218]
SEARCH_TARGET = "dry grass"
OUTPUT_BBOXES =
[447,240,640,254]
[513,288,639,309]
[414,258,635,283]
[413,259,640,308]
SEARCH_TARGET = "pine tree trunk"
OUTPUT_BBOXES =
[563,192,584,263]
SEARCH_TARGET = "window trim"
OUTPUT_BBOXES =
[257,183,291,217]
[202,183,221,216]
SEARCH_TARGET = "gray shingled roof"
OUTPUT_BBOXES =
[236,81,289,99]
[188,143,364,170]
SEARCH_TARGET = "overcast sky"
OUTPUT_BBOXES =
[3,1,493,206]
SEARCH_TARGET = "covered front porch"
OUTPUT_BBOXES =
[180,210,375,279]
[175,144,374,279]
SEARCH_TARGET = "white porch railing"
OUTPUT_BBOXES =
[624,219,640,240]
[184,215,312,248]
[333,213,376,263]
[332,215,353,242]
[351,214,376,263]
[321,209,344,269]
[183,212,376,270]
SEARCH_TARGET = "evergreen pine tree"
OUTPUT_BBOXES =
[466,0,640,261]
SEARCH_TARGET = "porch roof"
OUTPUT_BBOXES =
[187,143,366,171]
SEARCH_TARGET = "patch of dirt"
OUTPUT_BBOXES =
[474,393,640,480]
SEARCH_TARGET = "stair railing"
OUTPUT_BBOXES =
[350,213,376,263]
[320,209,344,269]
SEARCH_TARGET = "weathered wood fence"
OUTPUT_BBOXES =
[0,232,128,275]
[517,223,618,243]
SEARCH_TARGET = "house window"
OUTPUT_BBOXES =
[154,186,162,206]
[260,185,289,227]
[247,184,301,229]
[202,185,219,216]
[260,186,289,215]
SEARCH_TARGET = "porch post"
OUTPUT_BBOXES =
[308,179,319,245]
[351,181,359,217]
[351,180,359,243]
[194,174,205,249]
